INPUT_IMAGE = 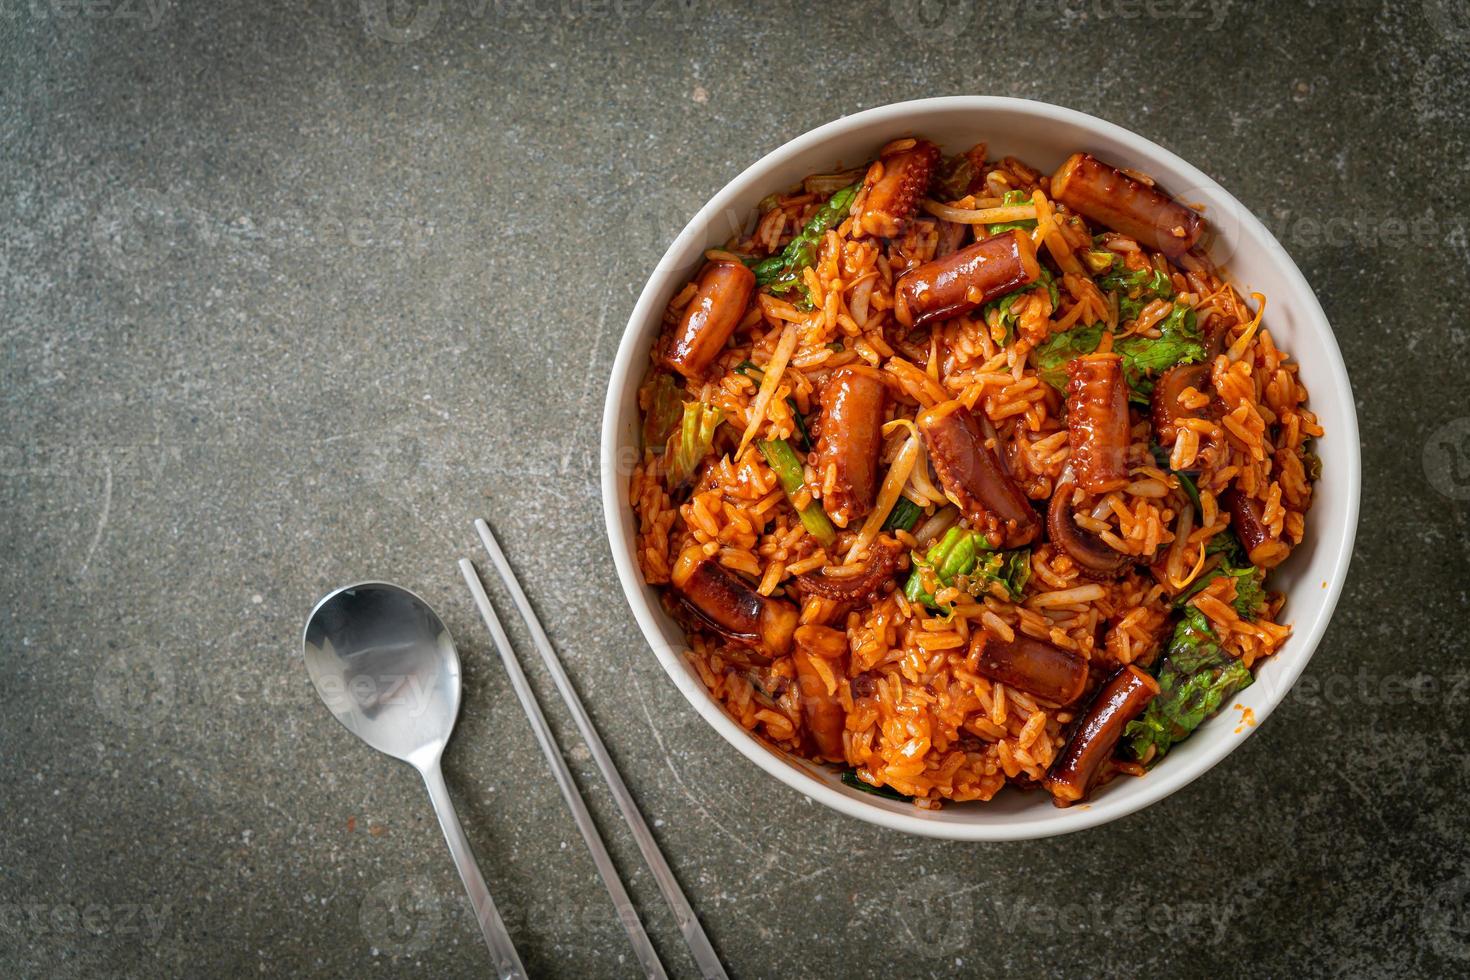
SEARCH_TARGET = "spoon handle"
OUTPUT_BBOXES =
[421,760,527,980]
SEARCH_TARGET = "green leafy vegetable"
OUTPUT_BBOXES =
[1034,310,1205,402]
[1126,608,1254,763]
[1230,566,1269,620]
[904,526,982,606]
[1100,256,1174,322]
[1175,531,1268,619]
[903,527,1030,606]
[935,151,979,201]
[756,438,837,548]
[1205,532,1243,560]
[641,373,683,452]
[881,496,924,533]
[752,182,861,297]
[1033,323,1106,391]
[1099,262,1173,297]
[986,189,1038,235]
[1036,304,1206,402]
[1037,265,1061,309]
[1113,304,1207,399]
[1118,305,1203,371]
[983,266,1059,343]
[666,401,724,488]
[958,548,1031,601]
[841,769,912,801]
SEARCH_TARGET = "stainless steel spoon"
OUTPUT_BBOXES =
[303,582,525,979]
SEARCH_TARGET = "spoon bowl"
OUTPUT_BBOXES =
[303,582,461,767]
[303,581,526,979]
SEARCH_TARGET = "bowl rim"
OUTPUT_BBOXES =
[600,96,1361,841]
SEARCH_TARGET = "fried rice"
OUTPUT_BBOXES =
[630,137,1321,808]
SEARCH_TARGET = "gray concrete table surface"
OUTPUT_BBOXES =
[2,0,1467,976]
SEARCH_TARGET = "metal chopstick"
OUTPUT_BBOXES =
[458,558,668,980]
[473,519,728,980]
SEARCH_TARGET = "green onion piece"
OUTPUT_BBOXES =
[641,373,683,452]
[1174,468,1202,513]
[749,253,784,279]
[840,769,912,801]
[757,438,837,548]
[788,403,812,451]
[1151,443,1203,514]
[881,497,923,532]
[755,182,861,295]
[666,401,724,488]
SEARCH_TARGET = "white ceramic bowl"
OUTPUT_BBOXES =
[600,97,1360,840]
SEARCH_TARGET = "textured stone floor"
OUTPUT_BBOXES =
[2,1,1468,976]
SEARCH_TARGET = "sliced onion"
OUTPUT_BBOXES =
[881,418,919,439]
[845,435,920,563]
[913,505,960,547]
[1030,584,1108,608]
[849,274,875,329]
[882,418,948,506]
[735,323,798,459]
[907,442,951,506]
[1227,292,1267,363]
[804,170,864,195]
[921,199,1037,226]
[1165,499,1199,590]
